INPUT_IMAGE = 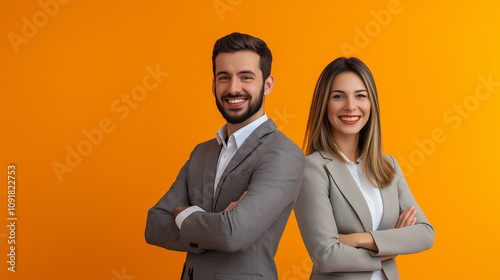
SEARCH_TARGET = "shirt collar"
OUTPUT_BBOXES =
[337,149,363,166]
[215,114,268,148]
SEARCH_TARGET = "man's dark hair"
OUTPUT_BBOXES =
[212,32,272,79]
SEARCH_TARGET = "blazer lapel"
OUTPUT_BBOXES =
[378,176,399,230]
[202,140,222,211]
[321,151,374,232]
[212,120,276,211]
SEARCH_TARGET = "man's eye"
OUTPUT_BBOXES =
[219,76,229,81]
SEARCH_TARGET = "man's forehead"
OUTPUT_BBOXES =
[215,50,261,72]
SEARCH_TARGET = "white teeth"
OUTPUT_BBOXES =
[228,99,245,104]
[339,116,360,121]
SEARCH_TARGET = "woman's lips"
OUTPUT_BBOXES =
[339,115,361,125]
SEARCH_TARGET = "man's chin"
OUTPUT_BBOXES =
[224,113,250,124]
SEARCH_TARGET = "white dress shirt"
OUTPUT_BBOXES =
[175,114,268,229]
[339,151,386,280]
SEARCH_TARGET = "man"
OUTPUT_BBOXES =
[145,32,304,280]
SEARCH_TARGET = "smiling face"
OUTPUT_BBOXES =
[213,50,273,127]
[327,71,371,142]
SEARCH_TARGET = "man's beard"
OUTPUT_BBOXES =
[215,84,265,124]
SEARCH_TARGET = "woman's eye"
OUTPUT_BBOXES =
[357,94,367,98]
[332,94,343,99]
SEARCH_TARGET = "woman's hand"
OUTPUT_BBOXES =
[381,255,397,261]
[339,232,378,251]
[395,206,417,228]
[338,206,417,260]
[377,206,417,261]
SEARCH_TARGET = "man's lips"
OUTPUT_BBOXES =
[225,97,248,107]
[338,115,361,124]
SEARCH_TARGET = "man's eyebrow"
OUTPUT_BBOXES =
[238,70,256,75]
[216,71,230,76]
[216,70,256,76]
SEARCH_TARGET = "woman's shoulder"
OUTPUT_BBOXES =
[305,150,335,163]
[305,150,323,159]
[383,154,395,163]
[383,154,401,167]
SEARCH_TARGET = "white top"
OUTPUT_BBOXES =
[339,151,386,280]
[175,114,268,229]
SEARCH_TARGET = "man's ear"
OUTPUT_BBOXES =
[212,78,216,96]
[263,75,274,96]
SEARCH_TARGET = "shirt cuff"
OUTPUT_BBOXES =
[175,205,205,229]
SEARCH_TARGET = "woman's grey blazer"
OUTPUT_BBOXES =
[294,151,434,280]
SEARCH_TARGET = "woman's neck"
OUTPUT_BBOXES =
[334,134,360,164]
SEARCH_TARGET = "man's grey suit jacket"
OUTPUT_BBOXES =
[145,119,305,280]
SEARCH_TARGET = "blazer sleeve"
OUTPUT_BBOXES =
[144,146,205,254]
[369,156,435,256]
[178,142,305,253]
[294,155,383,273]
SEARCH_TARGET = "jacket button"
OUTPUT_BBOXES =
[189,243,199,248]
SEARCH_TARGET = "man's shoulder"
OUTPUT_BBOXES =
[195,137,218,148]
[188,138,218,157]
[256,123,303,161]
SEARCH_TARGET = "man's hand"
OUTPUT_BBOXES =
[223,191,248,212]
[173,206,190,219]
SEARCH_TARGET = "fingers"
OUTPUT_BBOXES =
[173,205,189,218]
[223,191,248,212]
[395,206,417,228]
[237,191,248,202]
[224,202,238,212]
[381,254,398,261]
[404,207,417,227]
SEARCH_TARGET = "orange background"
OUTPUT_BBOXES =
[1,0,499,279]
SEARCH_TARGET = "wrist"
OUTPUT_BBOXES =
[357,233,368,248]
[360,232,378,252]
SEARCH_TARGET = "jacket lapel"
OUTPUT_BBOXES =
[202,140,222,211]
[212,120,276,211]
[321,151,374,232]
[378,173,399,230]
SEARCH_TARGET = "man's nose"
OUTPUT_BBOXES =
[228,79,242,94]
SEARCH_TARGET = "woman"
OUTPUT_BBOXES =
[294,57,434,279]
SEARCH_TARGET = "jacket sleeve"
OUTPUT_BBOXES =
[294,155,382,273]
[369,156,435,256]
[144,146,205,254]
[178,142,305,253]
